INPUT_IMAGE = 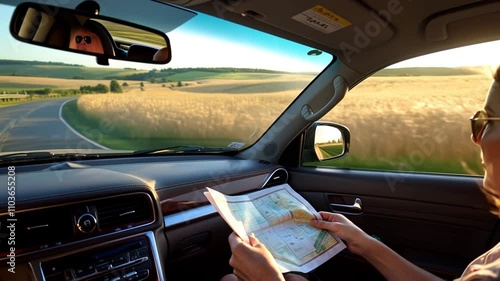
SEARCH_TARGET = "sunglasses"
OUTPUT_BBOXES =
[470,110,500,142]
[75,35,93,44]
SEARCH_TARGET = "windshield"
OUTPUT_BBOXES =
[0,3,333,158]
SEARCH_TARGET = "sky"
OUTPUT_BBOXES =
[1,2,500,72]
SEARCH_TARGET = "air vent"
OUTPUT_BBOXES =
[96,194,154,231]
[0,207,73,254]
[262,168,288,188]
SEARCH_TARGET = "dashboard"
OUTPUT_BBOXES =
[0,155,287,281]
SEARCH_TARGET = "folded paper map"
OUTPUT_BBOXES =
[204,183,346,273]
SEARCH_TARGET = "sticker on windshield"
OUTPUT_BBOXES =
[292,5,351,34]
[227,142,245,149]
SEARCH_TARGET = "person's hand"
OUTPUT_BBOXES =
[228,232,285,281]
[310,212,374,256]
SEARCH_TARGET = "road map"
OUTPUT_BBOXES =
[204,184,346,273]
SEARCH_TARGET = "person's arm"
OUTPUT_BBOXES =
[311,212,444,281]
[359,236,443,281]
[311,212,442,281]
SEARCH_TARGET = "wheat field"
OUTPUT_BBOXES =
[77,86,297,144]
[76,74,492,174]
[323,75,490,174]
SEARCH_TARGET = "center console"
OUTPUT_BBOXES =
[34,232,164,281]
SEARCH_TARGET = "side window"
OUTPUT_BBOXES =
[304,43,497,175]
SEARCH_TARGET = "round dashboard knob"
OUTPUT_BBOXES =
[77,213,97,233]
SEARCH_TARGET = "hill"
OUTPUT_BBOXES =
[374,66,483,77]
[0,60,487,82]
[0,60,146,80]
[0,60,288,81]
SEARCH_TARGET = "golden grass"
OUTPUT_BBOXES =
[77,86,297,143]
[322,75,490,173]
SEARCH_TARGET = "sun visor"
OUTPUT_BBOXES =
[425,1,500,42]
[194,0,395,51]
[2,0,197,33]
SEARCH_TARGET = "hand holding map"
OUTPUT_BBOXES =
[204,184,346,273]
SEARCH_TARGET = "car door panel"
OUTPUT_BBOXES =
[288,167,499,279]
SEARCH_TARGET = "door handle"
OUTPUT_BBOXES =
[330,198,363,215]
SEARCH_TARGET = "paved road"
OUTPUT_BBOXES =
[0,98,106,153]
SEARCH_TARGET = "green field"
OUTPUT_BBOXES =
[161,71,223,81]
[316,143,344,159]
[1,65,145,80]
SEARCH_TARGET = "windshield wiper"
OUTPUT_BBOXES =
[0,151,57,160]
[0,151,117,164]
[0,145,238,165]
[133,145,239,155]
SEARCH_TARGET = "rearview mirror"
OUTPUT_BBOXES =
[10,2,171,65]
[303,122,350,162]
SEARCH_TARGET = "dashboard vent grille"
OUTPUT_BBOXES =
[0,207,73,254]
[96,194,154,231]
[262,168,288,188]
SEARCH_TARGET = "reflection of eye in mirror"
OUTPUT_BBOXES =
[10,2,172,65]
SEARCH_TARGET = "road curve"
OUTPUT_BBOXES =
[0,98,106,153]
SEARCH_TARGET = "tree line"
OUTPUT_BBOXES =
[79,80,122,93]
[14,80,123,96]
[0,59,82,67]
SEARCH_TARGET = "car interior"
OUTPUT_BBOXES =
[0,0,499,281]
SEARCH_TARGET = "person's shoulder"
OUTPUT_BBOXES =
[456,242,500,281]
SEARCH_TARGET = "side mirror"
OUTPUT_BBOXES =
[303,122,350,162]
[10,2,171,65]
